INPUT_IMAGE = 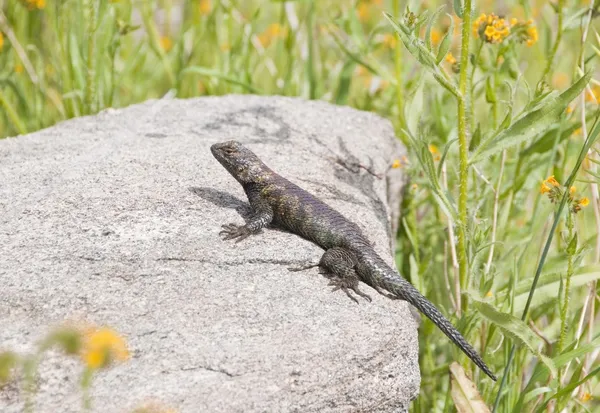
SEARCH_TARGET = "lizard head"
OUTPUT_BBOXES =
[211,140,270,184]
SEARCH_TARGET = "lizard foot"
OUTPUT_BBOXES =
[327,277,372,304]
[219,223,253,243]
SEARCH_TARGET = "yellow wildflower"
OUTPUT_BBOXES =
[546,175,560,187]
[566,105,574,114]
[445,52,457,65]
[199,0,211,15]
[391,159,401,169]
[22,0,44,9]
[580,392,592,402]
[485,291,493,298]
[540,182,551,194]
[159,36,173,52]
[525,26,538,46]
[553,72,570,89]
[411,183,418,191]
[258,23,286,48]
[81,327,129,369]
[15,64,23,74]
[0,32,3,51]
[473,13,510,44]
[511,18,538,46]
[357,2,370,22]
[580,197,590,207]
[430,29,442,45]
[585,85,600,103]
[428,144,441,161]
[570,186,577,195]
[382,33,397,49]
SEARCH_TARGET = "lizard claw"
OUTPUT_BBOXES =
[219,223,252,242]
[327,278,372,304]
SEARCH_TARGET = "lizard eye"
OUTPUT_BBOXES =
[223,147,237,155]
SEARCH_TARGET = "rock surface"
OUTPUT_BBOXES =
[0,95,418,412]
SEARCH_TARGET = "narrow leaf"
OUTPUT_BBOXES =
[470,71,592,164]
[383,12,460,97]
[436,14,454,64]
[425,6,446,51]
[472,301,557,378]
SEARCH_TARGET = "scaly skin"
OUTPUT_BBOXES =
[211,140,497,381]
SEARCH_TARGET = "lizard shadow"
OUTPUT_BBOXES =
[189,187,253,219]
[189,187,290,236]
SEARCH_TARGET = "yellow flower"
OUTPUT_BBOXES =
[15,64,23,74]
[81,327,129,369]
[428,144,441,161]
[566,105,574,114]
[525,26,538,46]
[546,175,560,187]
[586,85,600,103]
[257,23,286,48]
[570,186,577,195]
[430,29,442,45]
[391,159,401,169]
[199,0,211,15]
[445,52,457,65]
[159,36,173,52]
[357,2,370,22]
[540,182,551,194]
[22,0,44,9]
[411,183,418,191]
[580,392,592,402]
[553,72,570,89]
[473,13,510,44]
[485,291,493,298]
[220,42,231,52]
[382,33,397,49]
[0,32,4,51]
[580,197,590,207]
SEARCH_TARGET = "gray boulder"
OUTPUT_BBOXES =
[0,95,418,412]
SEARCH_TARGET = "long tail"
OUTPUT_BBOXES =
[378,271,497,381]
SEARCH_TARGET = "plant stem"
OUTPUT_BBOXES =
[393,0,404,128]
[457,0,472,311]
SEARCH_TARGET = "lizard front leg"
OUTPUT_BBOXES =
[220,191,273,243]
[318,247,372,304]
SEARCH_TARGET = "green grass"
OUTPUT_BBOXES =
[0,0,599,412]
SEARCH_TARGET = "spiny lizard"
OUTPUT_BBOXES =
[211,140,496,381]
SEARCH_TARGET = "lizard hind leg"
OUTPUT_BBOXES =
[319,248,372,304]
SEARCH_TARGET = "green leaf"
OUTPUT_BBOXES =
[436,14,454,64]
[425,6,446,51]
[472,301,558,378]
[453,0,463,18]
[537,366,600,412]
[403,130,458,222]
[509,265,600,313]
[468,124,481,152]
[406,76,424,137]
[383,12,460,97]
[567,234,578,255]
[470,71,592,164]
